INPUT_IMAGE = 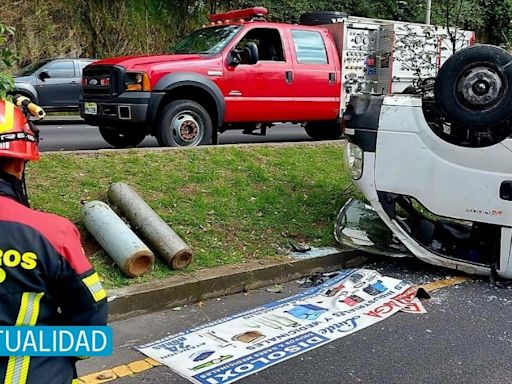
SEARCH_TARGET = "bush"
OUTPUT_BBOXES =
[0,22,16,99]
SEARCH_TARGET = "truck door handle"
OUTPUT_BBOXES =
[329,73,336,83]
[500,181,512,201]
[285,71,293,84]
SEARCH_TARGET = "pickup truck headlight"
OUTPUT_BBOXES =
[345,142,363,180]
[125,72,151,92]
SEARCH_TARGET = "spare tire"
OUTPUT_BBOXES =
[299,11,347,26]
[434,45,512,127]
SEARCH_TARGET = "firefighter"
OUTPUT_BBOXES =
[0,99,108,384]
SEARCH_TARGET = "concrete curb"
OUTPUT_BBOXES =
[34,116,84,125]
[107,250,368,321]
[45,139,344,156]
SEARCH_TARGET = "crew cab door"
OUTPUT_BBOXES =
[221,26,294,122]
[287,28,341,121]
[36,60,80,108]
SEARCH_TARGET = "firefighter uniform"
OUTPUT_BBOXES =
[0,100,108,384]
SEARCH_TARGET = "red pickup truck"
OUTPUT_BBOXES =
[80,7,344,148]
[80,7,469,148]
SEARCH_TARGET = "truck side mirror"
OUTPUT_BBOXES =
[39,71,50,81]
[242,42,259,65]
[228,43,259,67]
[228,50,242,67]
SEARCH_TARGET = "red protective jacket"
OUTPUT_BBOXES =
[0,178,108,384]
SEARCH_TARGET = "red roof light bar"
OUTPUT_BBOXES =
[209,7,268,22]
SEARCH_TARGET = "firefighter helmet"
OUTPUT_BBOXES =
[0,99,40,161]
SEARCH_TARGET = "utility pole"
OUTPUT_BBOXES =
[426,0,432,24]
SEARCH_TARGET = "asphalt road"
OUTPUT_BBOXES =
[37,122,312,152]
[78,257,512,384]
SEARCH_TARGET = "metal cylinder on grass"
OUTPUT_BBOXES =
[82,200,155,277]
[108,182,194,270]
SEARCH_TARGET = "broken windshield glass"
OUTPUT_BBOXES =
[335,198,411,258]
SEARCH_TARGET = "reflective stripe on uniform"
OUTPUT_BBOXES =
[0,102,14,134]
[4,292,44,384]
[82,272,107,302]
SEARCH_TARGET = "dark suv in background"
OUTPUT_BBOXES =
[13,58,96,111]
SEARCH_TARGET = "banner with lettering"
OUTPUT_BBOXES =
[137,269,425,384]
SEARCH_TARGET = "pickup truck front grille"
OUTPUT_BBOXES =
[82,66,123,97]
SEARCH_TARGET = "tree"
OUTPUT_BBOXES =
[0,22,16,100]
[431,0,512,45]
[478,0,512,44]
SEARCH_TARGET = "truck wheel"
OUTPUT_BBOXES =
[99,126,146,148]
[304,122,343,140]
[156,100,213,147]
[434,45,512,127]
[299,11,347,25]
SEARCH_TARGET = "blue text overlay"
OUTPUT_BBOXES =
[0,326,113,356]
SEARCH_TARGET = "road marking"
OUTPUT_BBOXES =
[78,275,473,383]
[79,358,161,384]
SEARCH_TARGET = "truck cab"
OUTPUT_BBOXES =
[80,7,342,148]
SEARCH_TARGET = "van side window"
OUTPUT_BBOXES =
[291,30,328,64]
[236,28,285,62]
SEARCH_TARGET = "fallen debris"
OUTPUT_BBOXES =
[96,372,114,380]
[82,201,155,277]
[108,182,193,270]
[298,272,340,288]
[289,241,311,253]
[138,268,426,384]
[290,246,340,260]
[266,284,284,293]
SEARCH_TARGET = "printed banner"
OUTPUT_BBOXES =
[138,269,425,384]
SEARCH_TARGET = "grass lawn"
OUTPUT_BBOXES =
[27,143,352,288]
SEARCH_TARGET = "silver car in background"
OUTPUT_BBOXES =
[13,58,96,111]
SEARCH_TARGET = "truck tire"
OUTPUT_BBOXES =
[99,126,146,148]
[156,100,213,147]
[304,122,343,140]
[434,45,512,127]
[299,11,347,26]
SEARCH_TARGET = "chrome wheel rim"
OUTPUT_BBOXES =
[170,111,203,146]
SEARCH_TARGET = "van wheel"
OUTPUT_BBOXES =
[435,45,512,127]
[156,100,213,147]
[304,122,343,140]
[98,126,146,148]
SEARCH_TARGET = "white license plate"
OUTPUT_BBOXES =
[84,102,97,115]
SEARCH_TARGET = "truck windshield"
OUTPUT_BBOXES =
[170,25,241,54]
[16,59,51,77]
